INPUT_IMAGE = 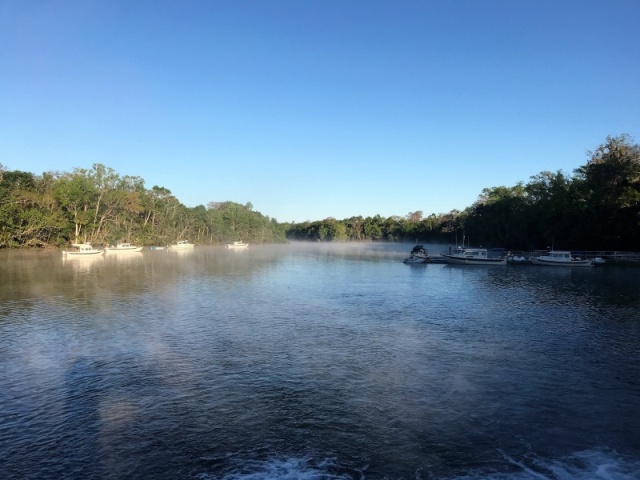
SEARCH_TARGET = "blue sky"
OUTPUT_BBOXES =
[2,1,639,223]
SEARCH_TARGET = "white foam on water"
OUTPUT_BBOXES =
[197,449,640,480]
[449,448,640,480]
[198,457,357,480]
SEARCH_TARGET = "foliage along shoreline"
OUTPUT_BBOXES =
[288,134,640,251]
[2,135,639,251]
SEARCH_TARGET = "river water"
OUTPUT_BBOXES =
[1,243,639,480]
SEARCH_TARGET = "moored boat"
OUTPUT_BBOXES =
[507,254,530,264]
[226,241,249,249]
[169,240,195,250]
[62,243,104,256]
[530,250,594,267]
[105,242,143,253]
[442,247,507,265]
[403,245,430,264]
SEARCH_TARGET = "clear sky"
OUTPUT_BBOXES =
[2,1,639,223]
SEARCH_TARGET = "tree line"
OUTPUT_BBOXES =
[0,164,287,247]
[2,135,638,250]
[286,135,640,251]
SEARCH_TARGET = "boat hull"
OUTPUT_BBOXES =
[226,242,249,249]
[169,241,194,249]
[63,250,103,256]
[62,252,102,257]
[63,244,104,256]
[530,257,593,267]
[105,247,143,253]
[403,255,429,264]
[443,255,506,265]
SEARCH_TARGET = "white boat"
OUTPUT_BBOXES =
[169,240,195,250]
[530,250,594,267]
[507,254,530,264]
[442,247,507,265]
[62,243,104,256]
[105,242,143,253]
[403,245,430,264]
[226,241,249,249]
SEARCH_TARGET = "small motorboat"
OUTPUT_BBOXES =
[62,243,104,256]
[169,240,195,250]
[403,245,430,264]
[105,242,143,253]
[226,241,249,249]
[442,247,507,265]
[507,255,530,264]
[530,250,594,267]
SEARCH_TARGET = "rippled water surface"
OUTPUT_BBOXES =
[1,243,639,480]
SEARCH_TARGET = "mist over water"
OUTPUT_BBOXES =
[1,243,639,480]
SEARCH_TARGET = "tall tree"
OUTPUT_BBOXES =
[53,172,95,242]
[574,134,640,249]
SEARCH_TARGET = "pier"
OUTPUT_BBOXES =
[508,250,640,266]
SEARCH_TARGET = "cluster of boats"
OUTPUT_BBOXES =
[62,239,249,256]
[403,245,604,267]
[62,241,190,256]
[62,242,146,256]
[62,241,601,267]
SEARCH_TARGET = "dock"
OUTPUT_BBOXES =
[508,251,640,266]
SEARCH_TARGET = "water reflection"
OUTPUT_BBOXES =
[103,251,143,265]
[167,248,194,256]
[62,254,105,271]
[478,261,640,308]
[1,244,640,479]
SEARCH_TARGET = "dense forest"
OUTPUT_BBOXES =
[287,134,640,251]
[0,164,287,247]
[2,135,639,250]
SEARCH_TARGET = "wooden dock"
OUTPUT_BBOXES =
[508,251,640,266]
[583,251,640,265]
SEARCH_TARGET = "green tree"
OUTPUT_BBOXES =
[573,134,640,249]
[465,184,528,248]
[363,215,383,241]
[524,170,578,248]
[53,172,95,242]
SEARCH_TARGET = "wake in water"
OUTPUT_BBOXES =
[197,449,640,480]
[198,456,357,480]
[451,449,640,480]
